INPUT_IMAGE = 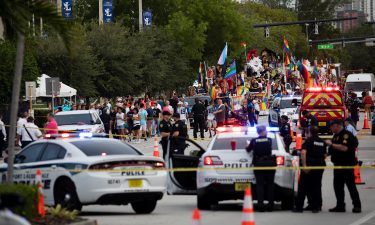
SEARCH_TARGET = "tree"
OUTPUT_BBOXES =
[0,0,73,183]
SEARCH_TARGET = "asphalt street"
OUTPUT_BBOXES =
[82,113,375,225]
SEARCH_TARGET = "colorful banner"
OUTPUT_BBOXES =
[61,0,73,19]
[103,0,113,23]
[143,10,152,27]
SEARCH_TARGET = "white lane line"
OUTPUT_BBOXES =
[348,209,375,225]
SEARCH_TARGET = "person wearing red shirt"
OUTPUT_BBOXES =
[44,113,58,134]
[363,93,374,118]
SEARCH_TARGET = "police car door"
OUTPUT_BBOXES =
[166,138,205,195]
[269,98,280,126]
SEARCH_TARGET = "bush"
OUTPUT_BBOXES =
[0,184,39,221]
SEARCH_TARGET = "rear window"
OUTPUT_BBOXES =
[280,99,299,109]
[212,135,278,150]
[345,82,371,92]
[302,92,343,107]
[55,113,93,125]
[185,96,211,106]
[71,140,141,156]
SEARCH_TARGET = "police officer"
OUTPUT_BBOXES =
[246,125,276,212]
[191,99,206,139]
[293,126,326,213]
[159,111,172,159]
[171,113,187,155]
[301,110,318,135]
[325,120,361,213]
[279,115,292,153]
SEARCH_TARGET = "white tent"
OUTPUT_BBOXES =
[36,74,77,97]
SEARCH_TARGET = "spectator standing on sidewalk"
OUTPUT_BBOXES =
[44,113,58,135]
[18,117,42,148]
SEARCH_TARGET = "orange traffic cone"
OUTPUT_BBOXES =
[295,133,302,151]
[290,121,295,142]
[36,169,45,217]
[363,113,370,129]
[192,208,201,225]
[241,187,255,225]
[354,164,365,185]
[153,137,160,157]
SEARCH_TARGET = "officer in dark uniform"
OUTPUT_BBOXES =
[301,110,318,135]
[325,120,361,213]
[171,113,187,155]
[293,126,327,213]
[159,111,172,159]
[246,125,276,212]
[279,115,292,152]
[191,99,206,139]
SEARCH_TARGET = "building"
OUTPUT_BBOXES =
[336,10,367,32]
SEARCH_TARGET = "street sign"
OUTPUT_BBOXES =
[25,81,36,101]
[318,44,334,50]
[365,38,375,47]
[46,78,61,96]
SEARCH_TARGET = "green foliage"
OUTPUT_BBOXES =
[46,204,79,221]
[0,184,39,221]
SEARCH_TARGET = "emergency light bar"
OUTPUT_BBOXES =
[307,87,339,92]
[216,126,279,133]
[247,127,279,132]
[44,132,107,139]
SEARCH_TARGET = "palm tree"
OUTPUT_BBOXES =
[0,0,73,183]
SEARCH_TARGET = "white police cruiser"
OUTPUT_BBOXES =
[166,127,297,210]
[54,110,105,134]
[268,96,301,127]
[0,134,166,214]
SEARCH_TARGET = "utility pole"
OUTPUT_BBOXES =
[138,0,143,31]
[40,18,43,37]
[99,0,103,25]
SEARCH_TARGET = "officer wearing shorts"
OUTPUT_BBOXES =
[159,111,172,159]
[246,125,276,212]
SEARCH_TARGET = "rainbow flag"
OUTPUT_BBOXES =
[217,43,228,65]
[236,85,245,96]
[284,53,290,66]
[209,87,217,99]
[297,61,311,87]
[283,37,290,54]
[224,60,236,80]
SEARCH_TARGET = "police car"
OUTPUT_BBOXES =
[165,127,298,210]
[268,96,301,127]
[0,134,166,214]
[54,110,105,134]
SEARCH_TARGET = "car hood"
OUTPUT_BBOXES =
[58,124,96,131]
[279,108,297,114]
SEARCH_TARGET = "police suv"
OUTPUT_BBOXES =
[166,127,298,210]
[269,96,301,127]
[54,110,105,134]
[0,134,166,214]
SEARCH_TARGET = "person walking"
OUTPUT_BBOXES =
[293,126,326,213]
[325,120,361,213]
[206,100,217,138]
[363,92,373,119]
[139,103,148,141]
[246,125,276,212]
[192,99,206,139]
[152,103,161,137]
[18,117,43,148]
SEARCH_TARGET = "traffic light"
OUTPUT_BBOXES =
[264,26,270,38]
[314,23,319,35]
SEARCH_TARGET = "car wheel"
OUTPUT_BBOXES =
[281,194,294,210]
[54,178,82,211]
[131,200,157,214]
[197,193,211,210]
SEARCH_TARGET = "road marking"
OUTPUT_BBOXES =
[348,209,375,225]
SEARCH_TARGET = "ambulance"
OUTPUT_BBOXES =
[299,86,347,133]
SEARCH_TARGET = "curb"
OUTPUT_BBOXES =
[70,219,98,225]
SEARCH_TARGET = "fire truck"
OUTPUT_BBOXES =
[299,86,348,133]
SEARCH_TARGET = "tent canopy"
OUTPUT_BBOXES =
[36,74,77,97]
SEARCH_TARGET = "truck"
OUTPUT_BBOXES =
[299,86,348,133]
[344,73,375,101]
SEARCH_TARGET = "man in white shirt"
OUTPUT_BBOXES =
[176,102,188,123]
[16,112,28,147]
[17,116,42,148]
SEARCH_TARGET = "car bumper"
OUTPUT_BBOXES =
[73,171,167,204]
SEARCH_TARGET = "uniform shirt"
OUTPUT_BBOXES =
[279,123,291,137]
[159,120,172,141]
[171,120,187,138]
[18,122,42,141]
[246,136,272,157]
[17,118,27,135]
[305,114,318,127]
[329,129,358,166]
[192,102,206,116]
[302,136,327,166]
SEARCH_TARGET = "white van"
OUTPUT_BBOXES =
[345,73,375,100]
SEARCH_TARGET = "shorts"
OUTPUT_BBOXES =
[140,124,147,131]
[147,120,153,128]
[116,125,124,129]
[207,120,217,128]
[133,125,140,131]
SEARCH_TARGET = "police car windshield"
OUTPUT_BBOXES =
[212,136,277,150]
[55,113,92,125]
[280,99,298,109]
[71,140,141,156]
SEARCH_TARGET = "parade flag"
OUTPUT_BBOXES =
[284,53,291,66]
[224,60,236,80]
[236,85,245,96]
[217,42,228,65]
[297,60,311,86]
[283,37,290,54]
[209,87,217,99]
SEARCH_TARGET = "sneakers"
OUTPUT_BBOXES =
[329,207,346,212]
[352,207,362,213]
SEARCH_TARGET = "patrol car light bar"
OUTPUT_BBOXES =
[307,87,339,92]
[216,126,279,133]
[44,132,107,139]
[247,127,279,132]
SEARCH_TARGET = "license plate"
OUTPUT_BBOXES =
[235,183,251,192]
[318,122,326,126]
[128,179,143,188]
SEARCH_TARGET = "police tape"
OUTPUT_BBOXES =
[24,164,375,174]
